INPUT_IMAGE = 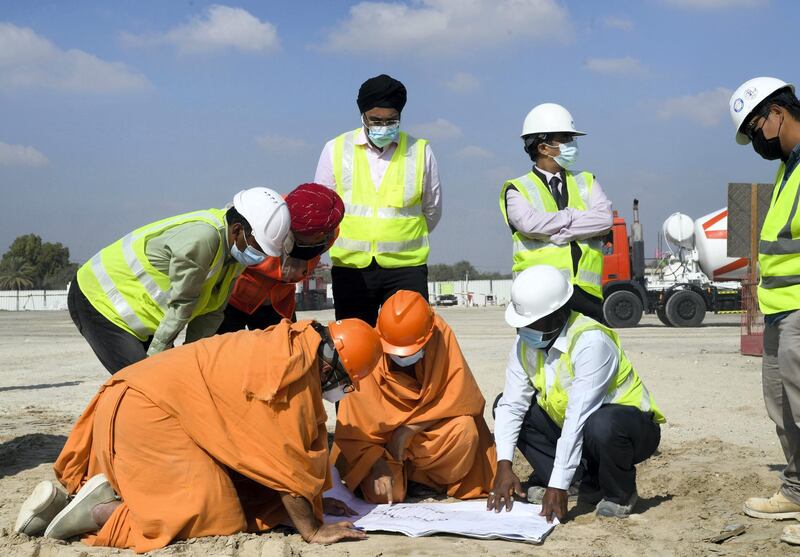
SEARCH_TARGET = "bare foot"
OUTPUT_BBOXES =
[91,500,122,527]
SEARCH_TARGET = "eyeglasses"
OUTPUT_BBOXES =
[744,106,770,141]
[363,117,400,127]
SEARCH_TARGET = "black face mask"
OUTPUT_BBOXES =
[288,242,328,261]
[752,114,785,161]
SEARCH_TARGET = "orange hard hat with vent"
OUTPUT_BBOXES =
[376,290,435,356]
[327,318,383,383]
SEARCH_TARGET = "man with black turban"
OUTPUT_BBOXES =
[314,74,442,326]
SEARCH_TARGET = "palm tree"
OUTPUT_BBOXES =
[0,256,35,290]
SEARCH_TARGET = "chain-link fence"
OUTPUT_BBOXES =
[0,290,68,311]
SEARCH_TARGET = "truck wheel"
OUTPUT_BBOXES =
[603,290,643,328]
[656,307,672,326]
[665,290,706,327]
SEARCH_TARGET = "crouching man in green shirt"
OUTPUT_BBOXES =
[68,187,291,374]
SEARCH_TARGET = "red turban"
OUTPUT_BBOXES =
[285,183,345,235]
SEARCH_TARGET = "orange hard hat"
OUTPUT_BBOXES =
[327,318,382,383]
[376,290,435,356]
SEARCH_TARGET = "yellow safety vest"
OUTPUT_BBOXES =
[76,209,242,340]
[758,161,800,314]
[499,170,604,298]
[519,312,666,428]
[330,129,429,269]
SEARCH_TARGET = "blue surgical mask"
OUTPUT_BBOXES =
[231,243,267,266]
[517,326,561,350]
[365,119,400,148]
[390,349,425,367]
[546,140,579,169]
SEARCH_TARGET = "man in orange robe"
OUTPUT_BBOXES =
[217,183,343,332]
[333,290,496,504]
[14,319,382,552]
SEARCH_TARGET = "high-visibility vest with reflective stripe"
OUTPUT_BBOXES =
[76,209,241,340]
[499,170,604,298]
[519,312,666,428]
[758,162,800,314]
[330,129,429,269]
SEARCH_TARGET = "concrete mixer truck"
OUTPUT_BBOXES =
[601,200,747,328]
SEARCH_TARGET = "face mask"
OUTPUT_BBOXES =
[752,114,784,161]
[517,327,551,349]
[390,349,425,367]
[280,256,307,283]
[364,117,400,148]
[545,140,579,169]
[322,384,348,403]
[231,243,267,266]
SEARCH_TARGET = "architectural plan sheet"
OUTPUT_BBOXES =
[323,469,558,544]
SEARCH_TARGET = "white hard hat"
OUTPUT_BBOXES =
[730,76,794,145]
[521,103,586,138]
[505,265,573,328]
[232,187,291,257]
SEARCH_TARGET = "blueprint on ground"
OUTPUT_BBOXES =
[323,468,558,544]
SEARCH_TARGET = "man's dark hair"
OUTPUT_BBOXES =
[226,206,252,235]
[753,87,800,124]
[523,133,548,162]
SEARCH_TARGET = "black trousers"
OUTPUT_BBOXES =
[67,279,151,374]
[216,303,293,334]
[493,395,660,504]
[331,260,429,326]
[568,286,605,324]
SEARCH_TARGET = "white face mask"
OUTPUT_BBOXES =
[545,140,579,169]
[322,384,348,403]
[390,349,425,367]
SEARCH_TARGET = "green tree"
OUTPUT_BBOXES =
[0,234,78,289]
[0,256,35,290]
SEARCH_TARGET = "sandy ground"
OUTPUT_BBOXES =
[0,307,797,556]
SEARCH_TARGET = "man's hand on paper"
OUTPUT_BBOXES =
[368,457,395,504]
[309,522,367,544]
[323,497,357,516]
[487,460,524,512]
[539,487,567,523]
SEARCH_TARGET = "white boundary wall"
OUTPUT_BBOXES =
[325,279,513,307]
[0,290,69,311]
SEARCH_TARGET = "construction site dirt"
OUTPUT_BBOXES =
[0,308,789,556]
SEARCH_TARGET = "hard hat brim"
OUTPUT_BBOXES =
[377,327,434,356]
[520,129,586,139]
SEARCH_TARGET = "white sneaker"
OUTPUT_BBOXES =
[14,480,68,536]
[44,474,118,539]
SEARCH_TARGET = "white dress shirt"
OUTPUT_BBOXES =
[504,166,612,246]
[313,127,442,232]
[494,327,619,490]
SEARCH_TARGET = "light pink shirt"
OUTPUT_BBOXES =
[505,166,612,245]
[313,128,442,232]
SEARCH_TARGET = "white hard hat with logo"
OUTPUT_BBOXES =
[505,265,574,328]
[521,103,586,138]
[729,76,795,145]
[232,187,291,257]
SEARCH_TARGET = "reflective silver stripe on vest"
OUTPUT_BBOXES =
[573,172,591,204]
[89,252,149,337]
[403,139,419,205]
[378,205,423,218]
[605,371,635,405]
[121,233,171,310]
[335,237,372,252]
[514,236,560,251]
[343,202,373,218]
[515,174,546,211]
[339,131,356,203]
[377,236,429,253]
[577,268,602,287]
[761,274,800,289]
[760,237,800,255]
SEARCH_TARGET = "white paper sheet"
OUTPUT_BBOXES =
[323,469,557,544]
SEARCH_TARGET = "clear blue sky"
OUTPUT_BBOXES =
[0,0,794,273]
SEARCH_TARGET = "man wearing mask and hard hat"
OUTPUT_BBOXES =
[68,187,291,374]
[314,74,442,326]
[217,183,344,333]
[489,265,664,522]
[729,77,800,546]
[332,290,496,504]
[14,318,382,550]
[499,104,613,322]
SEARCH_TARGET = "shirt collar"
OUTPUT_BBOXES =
[785,143,800,174]
[548,324,570,355]
[534,165,560,183]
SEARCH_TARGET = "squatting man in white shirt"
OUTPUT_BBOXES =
[487,265,666,521]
